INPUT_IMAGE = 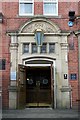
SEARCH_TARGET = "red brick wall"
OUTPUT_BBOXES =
[2,2,79,31]
[2,26,10,108]
[2,1,79,109]
[78,1,80,110]
[34,2,43,15]
[78,1,80,15]
[68,34,78,108]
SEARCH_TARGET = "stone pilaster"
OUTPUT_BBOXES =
[60,36,71,108]
[10,34,18,84]
[9,34,18,109]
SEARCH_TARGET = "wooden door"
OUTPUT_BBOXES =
[39,75,51,107]
[51,63,54,108]
[26,67,51,107]
[17,64,26,109]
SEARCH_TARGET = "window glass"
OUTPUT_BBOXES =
[20,3,32,14]
[44,3,57,14]
[20,0,32,1]
[44,0,56,1]
[49,43,55,53]
[23,43,29,53]
[0,59,6,70]
[43,0,58,15]
[41,44,47,53]
[19,0,34,15]
[32,44,37,53]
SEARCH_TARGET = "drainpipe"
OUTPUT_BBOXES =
[78,32,80,112]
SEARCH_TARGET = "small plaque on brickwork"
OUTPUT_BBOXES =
[70,74,77,80]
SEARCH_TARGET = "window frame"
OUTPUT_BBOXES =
[43,0,58,16]
[23,43,29,54]
[32,43,37,53]
[40,43,47,53]
[49,43,55,53]
[0,59,6,70]
[19,0,34,16]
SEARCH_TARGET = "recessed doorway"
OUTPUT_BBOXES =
[26,66,53,107]
[17,64,54,109]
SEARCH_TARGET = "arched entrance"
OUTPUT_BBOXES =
[17,59,55,108]
[9,17,70,109]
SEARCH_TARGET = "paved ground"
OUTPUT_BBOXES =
[2,108,79,119]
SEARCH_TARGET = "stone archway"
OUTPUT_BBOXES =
[22,57,55,108]
[9,17,71,109]
[19,17,61,34]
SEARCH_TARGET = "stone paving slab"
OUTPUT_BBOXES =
[2,108,79,119]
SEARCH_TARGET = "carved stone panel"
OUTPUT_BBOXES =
[20,20,60,33]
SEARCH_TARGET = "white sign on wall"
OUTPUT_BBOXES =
[10,72,16,80]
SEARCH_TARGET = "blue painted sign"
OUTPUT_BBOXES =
[68,21,74,27]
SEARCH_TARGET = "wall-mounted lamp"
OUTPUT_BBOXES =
[34,29,44,46]
[0,13,3,23]
[69,11,76,22]
[68,11,76,27]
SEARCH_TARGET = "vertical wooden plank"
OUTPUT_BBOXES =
[17,64,26,109]
[51,63,54,108]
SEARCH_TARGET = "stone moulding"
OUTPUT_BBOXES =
[60,86,72,92]
[19,18,61,34]
[8,86,18,92]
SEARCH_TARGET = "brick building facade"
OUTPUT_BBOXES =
[0,0,80,109]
